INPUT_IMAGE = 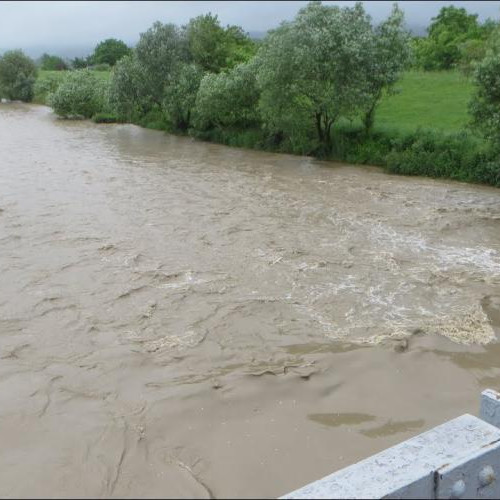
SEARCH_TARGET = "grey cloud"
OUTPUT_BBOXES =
[1,1,499,58]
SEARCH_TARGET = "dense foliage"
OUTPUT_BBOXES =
[34,71,64,103]
[91,38,131,66]
[0,50,37,101]
[39,53,68,71]
[47,70,109,118]
[108,54,146,121]
[162,63,204,130]
[194,59,260,131]
[255,2,411,153]
[414,6,497,72]
[469,28,500,148]
[135,22,190,107]
[186,13,256,73]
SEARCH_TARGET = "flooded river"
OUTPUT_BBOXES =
[1,103,500,498]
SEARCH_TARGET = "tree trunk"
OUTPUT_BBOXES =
[363,91,381,135]
[363,103,376,135]
[315,112,324,143]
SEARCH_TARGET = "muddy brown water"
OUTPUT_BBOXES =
[1,103,500,498]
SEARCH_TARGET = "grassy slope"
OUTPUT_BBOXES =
[375,70,474,134]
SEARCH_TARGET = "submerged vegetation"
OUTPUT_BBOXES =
[1,2,500,187]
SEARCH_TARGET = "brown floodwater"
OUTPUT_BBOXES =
[1,103,500,498]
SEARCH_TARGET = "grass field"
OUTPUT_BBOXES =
[36,69,474,134]
[376,70,474,134]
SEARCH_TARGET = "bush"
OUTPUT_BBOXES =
[92,63,111,72]
[136,107,168,130]
[47,70,108,118]
[92,112,118,123]
[385,129,499,185]
[193,59,260,131]
[332,127,394,166]
[34,72,65,103]
[0,50,37,101]
[190,126,266,150]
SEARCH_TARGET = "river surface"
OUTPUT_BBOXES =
[1,103,500,498]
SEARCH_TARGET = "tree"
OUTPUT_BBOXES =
[186,13,256,73]
[458,39,487,77]
[415,6,481,70]
[194,59,260,130]
[255,2,377,152]
[362,4,412,133]
[186,13,227,73]
[39,53,68,71]
[71,57,89,69]
[458,19,498,76]
[469,28,500,147]
[109,54,148,121]
[92,38,131,66]
[135,22,190,106]
[162,63,204,130]
[0,50,37,101]
[223,25,258,69]
[47,69,108,118]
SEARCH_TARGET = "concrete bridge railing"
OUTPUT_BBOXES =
[281,389,500,499]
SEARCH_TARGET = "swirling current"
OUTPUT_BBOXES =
[1,103,500,498]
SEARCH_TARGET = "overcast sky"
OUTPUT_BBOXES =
[1,1,499,58]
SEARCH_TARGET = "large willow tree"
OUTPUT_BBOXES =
[256,1,410,152]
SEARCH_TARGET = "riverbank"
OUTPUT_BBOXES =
[34,69,500,188]
[36,69,473,132]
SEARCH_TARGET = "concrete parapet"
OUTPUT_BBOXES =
[282,390,500,499]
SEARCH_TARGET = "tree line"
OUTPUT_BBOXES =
[43,3,412,155]
[1,2,500,186]
[412,6,498,74]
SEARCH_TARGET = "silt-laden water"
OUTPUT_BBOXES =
[1,104,500,498]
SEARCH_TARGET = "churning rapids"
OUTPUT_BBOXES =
[1,103,500,498]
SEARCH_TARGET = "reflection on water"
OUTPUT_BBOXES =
[1,103,499,498]
[308,412,376,428]
[360,419,425,438]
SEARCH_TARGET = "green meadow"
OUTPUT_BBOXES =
[376,70,474,134]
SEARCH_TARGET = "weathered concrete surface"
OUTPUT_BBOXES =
[281,414,500,499]
[480,389,500,429]
[436,444,500,499]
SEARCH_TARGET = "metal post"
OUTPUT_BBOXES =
[480,389,500,428]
